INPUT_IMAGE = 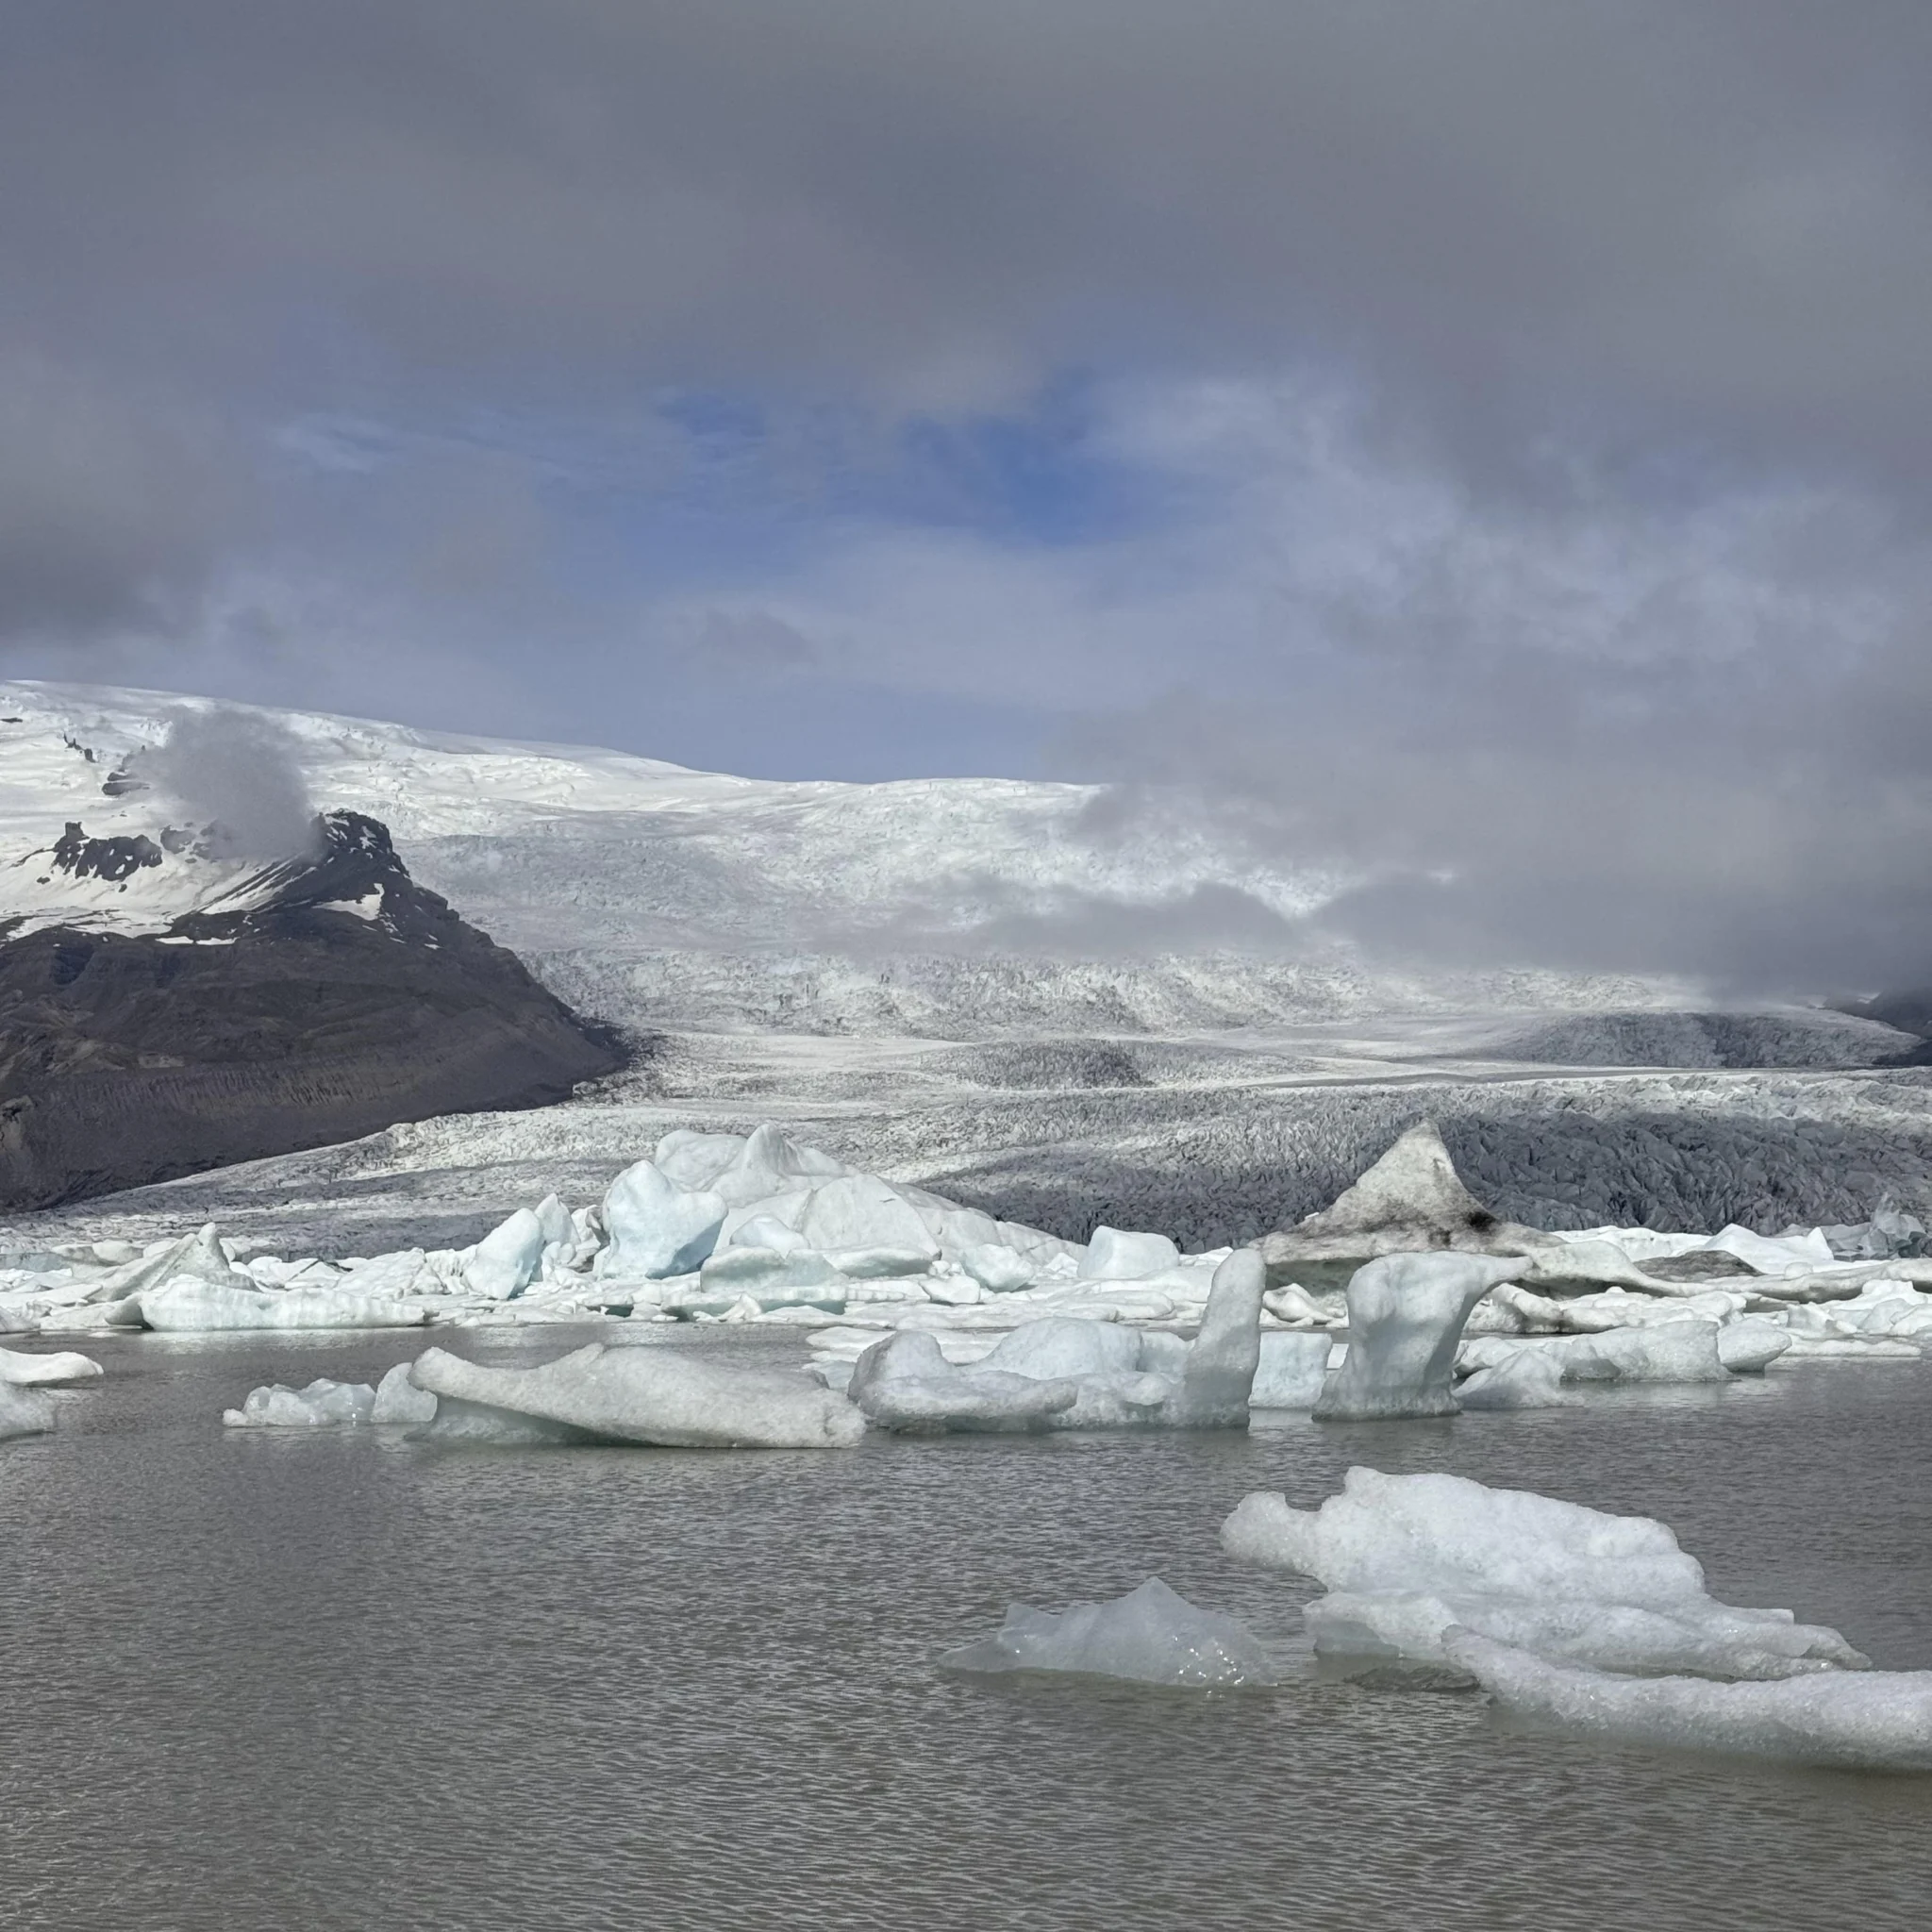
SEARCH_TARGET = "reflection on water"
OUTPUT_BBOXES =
[4,1326,1930,1930]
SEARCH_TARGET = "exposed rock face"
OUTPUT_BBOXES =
[0,812,625,1210]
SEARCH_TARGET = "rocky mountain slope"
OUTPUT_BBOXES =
[0,810,622,1210]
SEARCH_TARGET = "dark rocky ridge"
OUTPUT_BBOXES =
[0,811,625,1210]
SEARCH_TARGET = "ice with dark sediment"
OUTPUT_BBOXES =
[941,1577,1281,1688]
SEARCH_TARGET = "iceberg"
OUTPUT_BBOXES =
[0,1345,103,1386]
[1455,1346,1572,1410]
[1164,1249,1266,1426]
[1079,1227,1181,1281]
[1448,1631,1932,1773]
[408,1342,866,1448]
[597,1160,727,1279]
[940,1577,1281,1689]
[1560,1320,1727,1385]
[223,1378,377,1427]
[462,1208,547,1299]
[136,1281,430,1331]
[1313,1252,1533,1421]
[1223,1467,1866,1679]
[849,1329,1081,1432]
[1716,1318,1793,1374]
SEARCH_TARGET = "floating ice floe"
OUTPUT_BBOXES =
[1444,1630,1932,1773]
[1222,1468,1867,1680]
[941,1577,1281,1689]
[0,1345,102,1386]
[408,1341,866,1448]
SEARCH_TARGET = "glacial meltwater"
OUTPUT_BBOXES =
[5,1326,1931,1931]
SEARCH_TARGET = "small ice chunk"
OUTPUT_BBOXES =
[222,1377,376,1428]
[979,1318,1143,1381]
[941,1577,1280,1688]
[1448,1631,1932,1773]
[1314,1253,1533,1421]
[0,1345,103,1386]
[960,1243,1035,1292]
[1078,1227,1181,1281]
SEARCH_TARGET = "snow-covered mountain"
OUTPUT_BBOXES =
[0,678,1703,1038]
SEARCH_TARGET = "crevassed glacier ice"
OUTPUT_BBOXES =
[408,1342,866,1448]
[940,1577,1280,1688]
[1222,1467,1866,1679]
[1313,1253,1533,1421]
[1447,1631,1932,1773]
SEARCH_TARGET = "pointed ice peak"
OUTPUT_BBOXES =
[1295,1122,1500,1240]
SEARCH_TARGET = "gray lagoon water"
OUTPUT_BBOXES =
[5,1325,1932,1931]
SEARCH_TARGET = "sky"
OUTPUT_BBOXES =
[5,2,1932,989]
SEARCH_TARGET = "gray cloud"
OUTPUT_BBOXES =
[4,5,1932,989]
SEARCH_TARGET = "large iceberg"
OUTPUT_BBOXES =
[1448,1632,1932,1773]
[1223,1467,1866,1679]
[408,1342,866,1448]
[940,1577,1281,1688]
[1313,1253,1532,1421]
